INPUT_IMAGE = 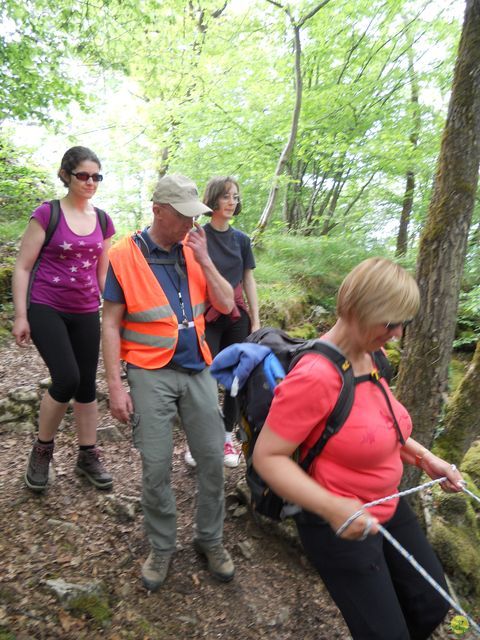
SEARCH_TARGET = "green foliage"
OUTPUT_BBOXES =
[251,229,390,327]
[0,262,14,306]
[430,459,480,611]
[454,289,480,350]
[448,356,470,393]
[0,0,86,123]
[256,229,390,286]
[3,0,460,258]
[288,323,319,339]
[461,442,480,489]
[0,132,54,239]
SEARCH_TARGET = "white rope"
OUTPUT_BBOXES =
[335,476,446,537]
[335,477,480,635]
[378,524,480,635]
[461,483,480,505]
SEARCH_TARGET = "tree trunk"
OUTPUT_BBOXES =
[252,0,333,244]
[253,23,303,242]
[396,36,421,258]
[434,340,480,466]
[396,0,480,488]
[396,170,415,257]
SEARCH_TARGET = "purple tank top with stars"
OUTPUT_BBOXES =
[29,202,115,313]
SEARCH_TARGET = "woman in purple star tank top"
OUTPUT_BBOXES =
[12,146,115,492]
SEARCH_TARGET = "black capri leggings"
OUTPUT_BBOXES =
[295,497,449,640]
[28,303,100,404]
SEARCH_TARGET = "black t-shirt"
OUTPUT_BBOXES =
[203,223,256,287]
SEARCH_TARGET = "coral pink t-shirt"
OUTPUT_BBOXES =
[265,351,412,522]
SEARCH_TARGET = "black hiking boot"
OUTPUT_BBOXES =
[75,447,113,489]
[25,441,54,492]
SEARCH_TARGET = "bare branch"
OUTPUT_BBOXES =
[298,0,334,28]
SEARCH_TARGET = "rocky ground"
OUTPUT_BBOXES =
[0,340,477,640]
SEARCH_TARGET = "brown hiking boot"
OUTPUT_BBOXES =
[194,540,235,582]
[75,447,113,489]
[25,441,54,491]
[141,549,173,591]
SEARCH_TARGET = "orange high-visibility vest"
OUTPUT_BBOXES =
[108,236,212,369]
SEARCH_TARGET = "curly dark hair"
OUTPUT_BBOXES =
[58,146,101,186]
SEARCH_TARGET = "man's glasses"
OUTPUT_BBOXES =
[70,171,104,182]
[385,319,413,331]
[220,193,240,203]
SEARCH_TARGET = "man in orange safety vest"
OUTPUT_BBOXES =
[102,174,235,591]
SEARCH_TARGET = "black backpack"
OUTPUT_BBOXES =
[27,200,108,306]
[237,327,393,521]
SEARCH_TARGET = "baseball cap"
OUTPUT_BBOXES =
[152,174,212,218]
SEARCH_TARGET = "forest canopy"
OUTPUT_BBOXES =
[1,0,477,344]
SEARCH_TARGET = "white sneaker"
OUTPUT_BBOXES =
[224,442,240,468]
[184,447,197,468]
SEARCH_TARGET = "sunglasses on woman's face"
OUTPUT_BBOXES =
[70,171,103,182]
[385,319,413,331]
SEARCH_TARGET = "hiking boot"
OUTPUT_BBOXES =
[141,549,173,591]
[223,441,240,468]
[25,441,54,491]
[194,540,235,582]
[184,446,197,468]
[75,447,113,489]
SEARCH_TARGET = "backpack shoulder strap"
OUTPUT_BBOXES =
[94,207,108,238]
[372,349,393,384]
[45,202,108,243]
[289,341,355,472]
[44,200,61,247]
[132,231,149,259]
[27,200,60,307]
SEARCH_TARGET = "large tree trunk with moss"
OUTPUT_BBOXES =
[395,0,480,488]
[434,340,480,466]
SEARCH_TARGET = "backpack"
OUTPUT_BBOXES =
[27,200,108,306]
[234,327,392,521]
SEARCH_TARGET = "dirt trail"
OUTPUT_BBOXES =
[0,342,472,639]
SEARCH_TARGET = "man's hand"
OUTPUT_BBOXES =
[184,223,212,267]
[108,385,134,424]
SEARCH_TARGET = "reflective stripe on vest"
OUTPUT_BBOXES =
[125,304,173,323]
[192,302,206,318]
[120,329,176,349]
[108,235,212,369]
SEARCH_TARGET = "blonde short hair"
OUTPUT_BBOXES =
[336,257,420,326]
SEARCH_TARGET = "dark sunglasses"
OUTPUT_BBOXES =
[70,171,103,182]
[385,319,413,331]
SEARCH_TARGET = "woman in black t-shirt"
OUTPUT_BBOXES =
[184,176,260,468]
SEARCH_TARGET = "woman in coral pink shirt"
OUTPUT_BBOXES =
[13,146,115,493]
[253,257,463,640]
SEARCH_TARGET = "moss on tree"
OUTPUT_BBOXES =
[434,341,480,465]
